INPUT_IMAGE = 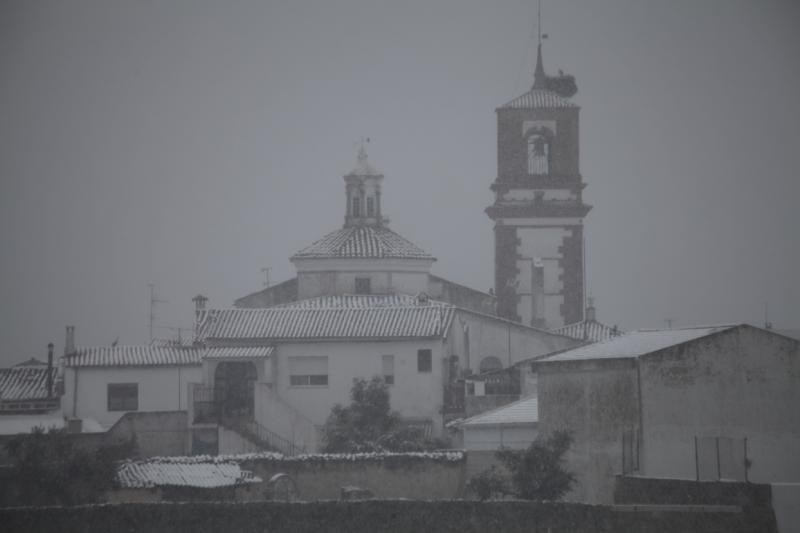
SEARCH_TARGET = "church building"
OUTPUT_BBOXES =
[486,39,591,329]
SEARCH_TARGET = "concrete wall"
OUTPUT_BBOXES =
[254,382,319,452]
[638,327,800,484]
[63,365,202,429]
[771,483,800,533]
[272,339,445,436]
[537,358,639,504]
[463,424,537,451]
[446,309,577,375]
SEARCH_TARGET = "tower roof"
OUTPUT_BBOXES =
[292,225,434,261]
[346,144,382,177]
[498,88,577,110]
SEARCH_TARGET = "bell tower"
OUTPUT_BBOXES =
[344,141,386,228]
[486,30,591,329]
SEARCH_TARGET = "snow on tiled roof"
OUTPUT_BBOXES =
[292,225,434,260]
[552,320,622,343]
[461,397,538,427]
[538,325,737,364]
[499,89,578,109]
[117,460,261,489]
[0,366,58,401]
[203,346,274,360]
[65,345,202,368]
[275,294,450,309]
[199,305,454,341]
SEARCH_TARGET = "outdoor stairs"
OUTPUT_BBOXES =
[222,417,306,457]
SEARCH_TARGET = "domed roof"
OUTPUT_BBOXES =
[292,225,434,261]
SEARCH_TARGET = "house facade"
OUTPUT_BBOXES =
[62,330,202,430]
[534,324,800,503]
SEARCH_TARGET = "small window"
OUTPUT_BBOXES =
[355,277,371,295]
[352,197,361,217]
[108,383,138,411]
[289,356,328,387]
[417,349,432,373]
[382,355,395,385]
[367,197,375,217]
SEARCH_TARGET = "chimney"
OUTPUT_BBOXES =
[64,326,75,356]
[46,342,54,398]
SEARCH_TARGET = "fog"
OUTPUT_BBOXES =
[1,0,798,365]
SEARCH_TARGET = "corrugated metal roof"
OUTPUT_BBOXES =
[553,320,622,343]
[538,325,737,364]
[462,397,538,427]
[117,460,261,489]
[0,366,58,401]
[203,346,274,360]
[499,89,578,109]
[65,345,202,368]
[199,305,454,341]
[275,294,450,309]
[292,225,434,260]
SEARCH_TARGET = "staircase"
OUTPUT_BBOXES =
[222,417,306,456]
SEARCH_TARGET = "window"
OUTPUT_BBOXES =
[367,197,375,217]
[527,134,549,175]
[107,383,138,411]
[355,277,371,294]
[289,356,328,387]
[417,349,432,373]
[352,197,360,217]
[382,355,395,385]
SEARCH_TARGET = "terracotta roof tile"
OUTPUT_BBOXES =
[292,225,434,260]
[499,88,578,109]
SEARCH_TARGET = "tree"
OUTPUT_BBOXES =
[495,430,575,501]
[321,376,448,453]
[4,426,135,506]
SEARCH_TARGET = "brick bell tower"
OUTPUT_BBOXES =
[486,35,591,329]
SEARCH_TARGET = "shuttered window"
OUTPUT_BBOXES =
[289,356,329,386]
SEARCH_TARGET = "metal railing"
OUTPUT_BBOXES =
[223,417,305,457]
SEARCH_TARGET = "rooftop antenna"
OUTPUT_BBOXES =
[261,267,271,288]
[148,284,168,343]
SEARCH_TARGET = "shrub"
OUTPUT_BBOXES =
[467,465,509,501]
[496,430,575,501]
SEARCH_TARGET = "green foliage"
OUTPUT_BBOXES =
[321,376,449,453]
[4,426,136,506]
[467,465,509,501]
[496,430,575,501]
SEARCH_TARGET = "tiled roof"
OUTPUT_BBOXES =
[538,325,737,364]
[553,320,622,343]
[461,397,538,427]
[499,88,578,109]
[275,294,450,309]
[65,345,202,368]
[203,346,274,360]
[0,366,58,401]
[292,225,434,260]
[199,305,454,341]
[117,460,261,489]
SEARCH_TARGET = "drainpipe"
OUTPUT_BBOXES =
[635,358,644,472]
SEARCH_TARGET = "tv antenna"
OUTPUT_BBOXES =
[261,267,271,288]
[148,284,168,343]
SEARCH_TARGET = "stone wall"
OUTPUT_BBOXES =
[614,475,772,507]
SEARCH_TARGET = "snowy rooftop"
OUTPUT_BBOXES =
[461,396,538,427]
[116,460,262,489]
[0,365,58,401]
[65,345,202,368]
[292,225,434,261]
[552,319,622,343]
[499,88,578,109]
[538,325,737,364]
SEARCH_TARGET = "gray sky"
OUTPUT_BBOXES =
[1,0,798,365]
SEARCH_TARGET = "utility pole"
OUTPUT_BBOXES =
[148,284,168,343]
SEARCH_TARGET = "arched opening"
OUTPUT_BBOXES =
[479,356,503,374]
[527,133,550,175]
[214,361,257,420]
